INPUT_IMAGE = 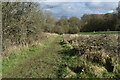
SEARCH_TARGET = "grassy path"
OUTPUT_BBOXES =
[3,35,64,78]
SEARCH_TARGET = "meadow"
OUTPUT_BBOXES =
[2,32,120,78]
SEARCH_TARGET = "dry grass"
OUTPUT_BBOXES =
[61,33,120,78]
[2,32,59,60]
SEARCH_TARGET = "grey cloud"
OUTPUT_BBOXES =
[39,2,118,18]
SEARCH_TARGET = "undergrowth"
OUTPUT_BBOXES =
[58,39,120,78]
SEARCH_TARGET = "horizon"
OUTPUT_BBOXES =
[40,2,118,19]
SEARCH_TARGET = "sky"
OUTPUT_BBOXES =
[3,0,119,2]
[39,1,118,19]
[2,0,119,19]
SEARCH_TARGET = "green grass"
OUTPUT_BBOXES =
[2,33,120,78]
[79,31,120,34]
[0,60,2,79]
[3,35,64,78]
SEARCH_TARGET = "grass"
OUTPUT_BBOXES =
[2,33,120,78]
[2,35,64,78]
[0,60,2,79]
[79,31,120,34]
[58,40,119,78]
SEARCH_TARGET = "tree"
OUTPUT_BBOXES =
[2,2,45,50]
[116,1,120,30]
[44,16,57,33]
[60,16,68,20]
[116,1,120,18]
[81,13,118,32]
[68,17,80,33]
[55,16,69,34]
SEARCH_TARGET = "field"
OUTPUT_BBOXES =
[79,31,120,34]
[2,32,120,78]
[2,1,120,79]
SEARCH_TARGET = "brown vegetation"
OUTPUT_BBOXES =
[62,34,120,75]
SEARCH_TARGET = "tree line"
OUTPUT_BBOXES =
[2,2,120,50]
[47,13,120,34]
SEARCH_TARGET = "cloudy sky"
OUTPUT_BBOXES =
[38,0,119,19]
[4,0,119,19]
